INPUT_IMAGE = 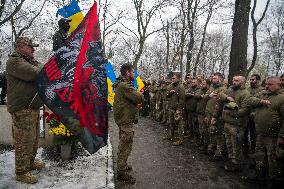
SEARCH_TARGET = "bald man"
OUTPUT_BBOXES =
[218,75,251,172]
[248,76,284,184]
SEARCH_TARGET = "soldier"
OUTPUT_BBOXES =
[183,74,192,136]
[161,78,171,124]
[6,37,45,184]
[219,75,251,172]
[248,76,284,185]
[245,74,263,154]
[0,71,7,105]
[185,78,201,143]
[196,79,211,150]
[113,63,143,184]
[148,80,157,119]
[155,79,165,121]
[163,73,185,144]
[205,72,227,160]
[52,18,72,51]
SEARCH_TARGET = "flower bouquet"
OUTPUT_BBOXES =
[43,112,78,160]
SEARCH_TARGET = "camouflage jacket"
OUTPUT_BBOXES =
[205,84,227,117]
[6,52,43,113]
[196,88,209,115]
[167,81,185,111]
[113,77,143,125]
[249,90,284,138]
[219,87,251,126]
[185,87,200,112]
[248,85,263,96]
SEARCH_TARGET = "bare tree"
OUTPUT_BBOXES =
[10,0,47,41]
[0,0,25,26]
[246,0,270,76]
[131,0,168,69]
[228,0,251,84]
[263,1,284,76]
[193,0,218,76]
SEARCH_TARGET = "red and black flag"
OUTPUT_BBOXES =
[37,2,108,154]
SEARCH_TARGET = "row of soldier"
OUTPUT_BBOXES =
[141,72,284,185]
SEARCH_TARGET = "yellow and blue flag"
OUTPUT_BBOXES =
[56,0,84,33]
[105,62,116,106]
[133,70,145,92]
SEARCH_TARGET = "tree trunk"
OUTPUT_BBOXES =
[228,0,251,84]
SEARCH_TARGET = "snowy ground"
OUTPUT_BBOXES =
[0,140,114,189]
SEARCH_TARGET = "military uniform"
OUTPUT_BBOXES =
[205,84,227,156]
[219,87,251,170]
[249,90,284,181]
[246,85,264,153]
[6,37,44,184]
[161,82,170,124]
[113,77,143,173]
[155,82,164,121]
[166,81,185,141]
[148,82,157,119]
[196,87,209,149]
[185,86,200,142]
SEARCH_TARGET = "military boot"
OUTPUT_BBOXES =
[31,161,45,171]
[117,171,136,184]
[16,172,38,184]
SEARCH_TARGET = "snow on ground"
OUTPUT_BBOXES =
[0,140,114,189]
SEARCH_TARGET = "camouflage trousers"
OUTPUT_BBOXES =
[166,109,186,139]
[254,135,283,180]
[161,101,168,124]
[117,123,134,172]
[11,108,40,174]
[206,116,225,156]
[198,114,208,146]
[224,123,244,164]
[187,112,199,138]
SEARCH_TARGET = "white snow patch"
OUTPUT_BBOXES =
[0,139,114,189]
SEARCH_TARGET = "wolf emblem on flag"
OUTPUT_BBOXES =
[37,2,108,154]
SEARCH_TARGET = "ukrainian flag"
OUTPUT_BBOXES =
[56,0,84,33]
[133,70,145,92]
[105,62,116,106]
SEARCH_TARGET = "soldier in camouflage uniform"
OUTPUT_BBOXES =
[113,63,144,184]
[149,80,157,119]
[219,76,251,171]
[205,72,227,160]
[248,76,284,185]
[183,74,193,135]
[185,78,201,143]
[161,78,171,124]
[155,79,165,122]
[196,79,211,150]
[6,37,45,184]
[246,74,263,154]
[163,73,185,143]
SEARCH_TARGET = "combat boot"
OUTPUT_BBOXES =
[173,139,184,146]
[16,172,38,184]
[117,171,136,184]
[31,161,45,171]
